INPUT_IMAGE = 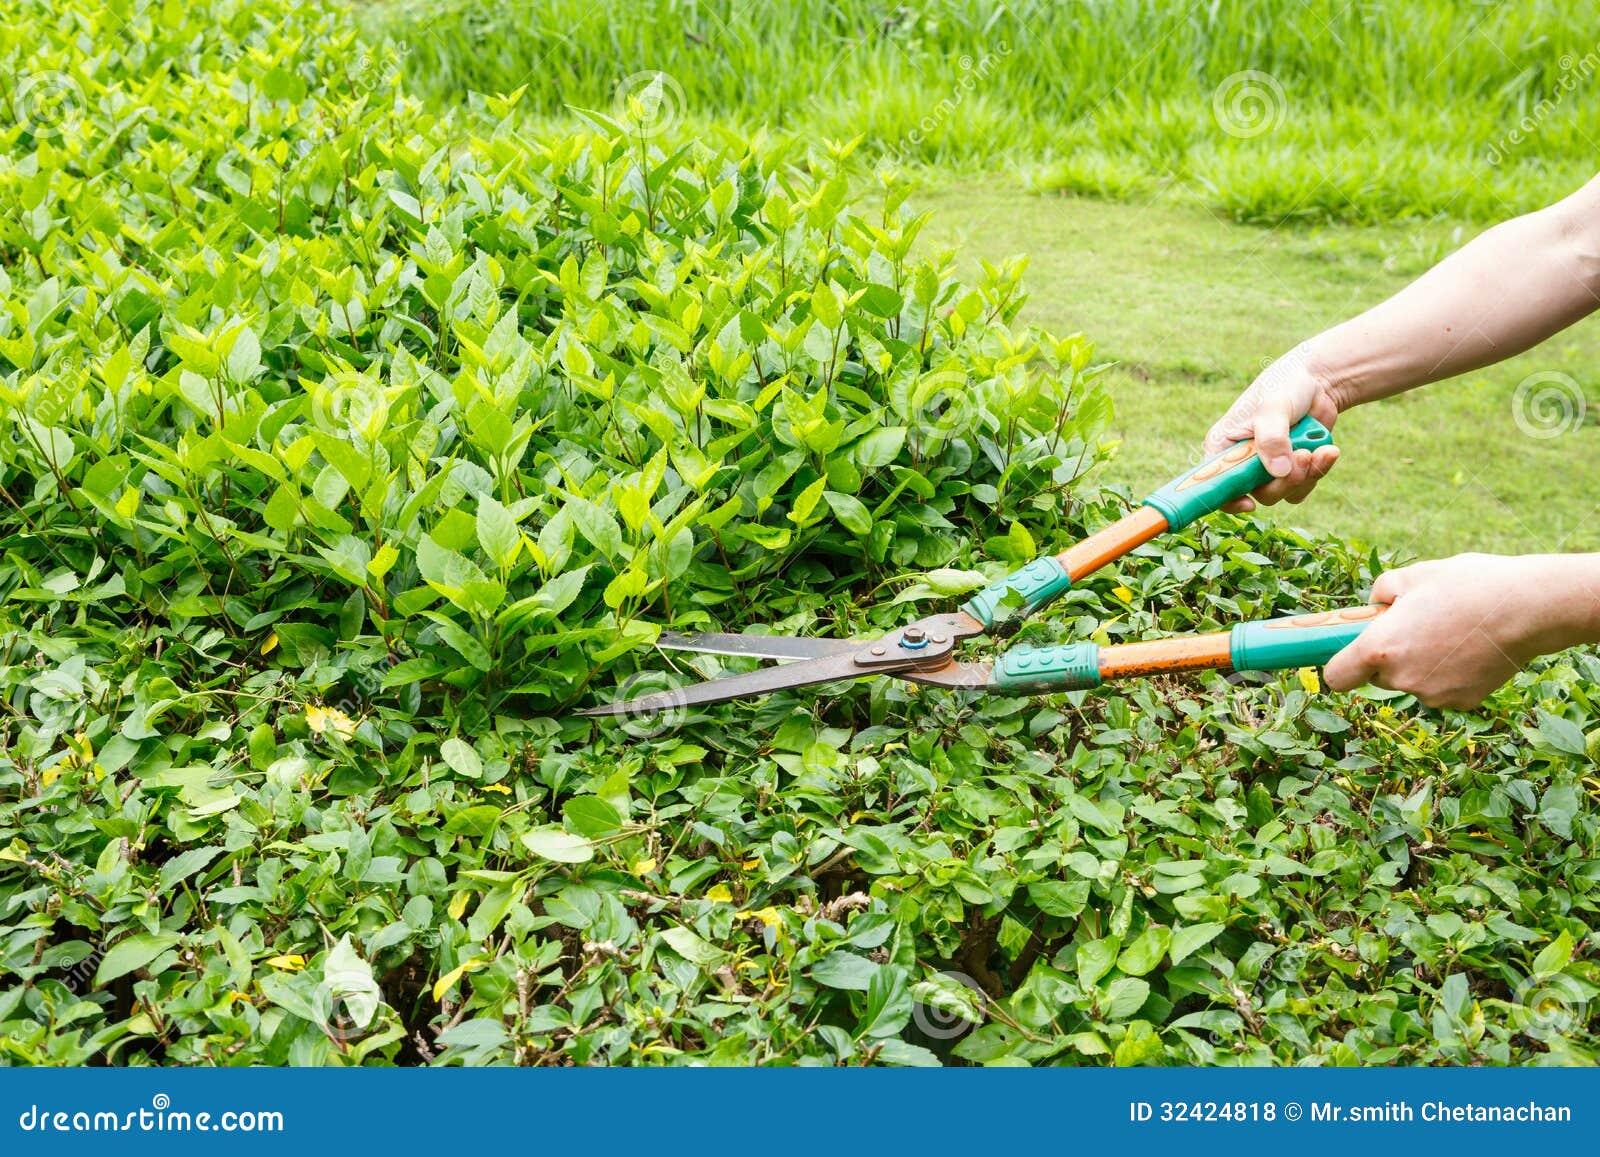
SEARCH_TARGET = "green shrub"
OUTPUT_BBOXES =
[2,0,1597,1068]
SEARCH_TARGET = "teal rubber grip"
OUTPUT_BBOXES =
[1142,415,1332,531]
[960,556,1074,630]
[1229,608,1377,672]
[989,642,1102,693]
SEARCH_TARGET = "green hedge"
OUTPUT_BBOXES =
[1,0,1597,1066]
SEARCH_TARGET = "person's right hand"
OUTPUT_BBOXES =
[1203,347,1345,512]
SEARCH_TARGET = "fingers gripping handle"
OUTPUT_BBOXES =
[1143,415,1332,531]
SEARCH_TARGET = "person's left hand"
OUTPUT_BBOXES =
[1323,553,1599,709]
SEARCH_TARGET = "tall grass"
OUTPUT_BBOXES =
[367,0,1600,222]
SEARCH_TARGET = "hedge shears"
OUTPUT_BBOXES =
[581,416,1382,719]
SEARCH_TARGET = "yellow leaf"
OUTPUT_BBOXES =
[739,858,760,870]
[1112,584,1133,604]
[706,884,732,903]
[305,704,356,739]
[114,488,140,519]
[266,954,305,971]
[481,782,511,795]
[1298,667,1321,695]
[260,632,279,656]
[632,857,657,875]
[740,907,783,928]
[447,890,470,921]
[432,956,489,1002]
[41,765,62,788]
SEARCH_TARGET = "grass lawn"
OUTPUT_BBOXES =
[916,181,1600,561]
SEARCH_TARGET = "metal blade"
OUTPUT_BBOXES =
[578,649,906,718]
[897,659,994,690]
[656,631,859,661]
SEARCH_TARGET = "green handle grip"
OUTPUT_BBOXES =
[987,607,1380,696]
[960,556,1075,631]
[1229,607,1379,671]
[1143,415,1332,531]
[988,641,1102,693]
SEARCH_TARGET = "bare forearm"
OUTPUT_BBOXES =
[1527,553,1600,651]
[1306,178,1600,407]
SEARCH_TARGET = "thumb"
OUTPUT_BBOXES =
[1323,634,1380,692]
[1371,562,1430,604]
[1250,393,1298,480]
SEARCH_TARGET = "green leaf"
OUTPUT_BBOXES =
[476,497,520,569]
[562,795,622,838]
[788,476,828,527]
[439,737,483,779]
[811,951,879,991]
[1028,878,1090,918]
[1532,929,1574,975]
[855,426,906,467]
[521,828,594,864]
[823,490,872,535]
[427,615,492,671]
[1102,976,1151,1020]
[1168,922,1226,966]
[95,932,181,987]
[661,926,725,966]
[1533,709,1587,757]
[1115,926,1170,976]
[1075,937,1119,989]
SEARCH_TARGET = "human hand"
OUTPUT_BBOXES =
[1204,346,1344,512]
[1324,553,1600,709]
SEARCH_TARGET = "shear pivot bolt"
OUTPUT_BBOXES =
[899,626,929,650]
